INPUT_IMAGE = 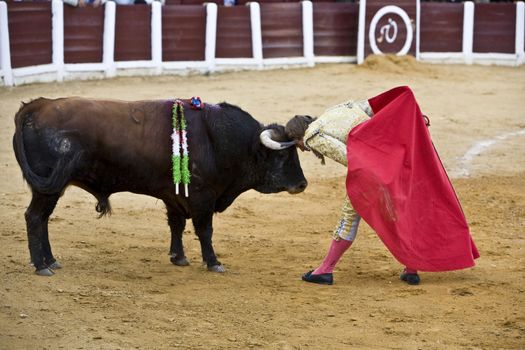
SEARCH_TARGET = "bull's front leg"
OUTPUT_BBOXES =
[191,210,225,273]
[165,202,189,267]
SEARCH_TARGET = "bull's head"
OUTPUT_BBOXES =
[255,126,307,195]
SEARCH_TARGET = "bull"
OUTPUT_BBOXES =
[13,97,307,276]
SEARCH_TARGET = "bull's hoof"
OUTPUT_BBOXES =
[170,255,190,266]
[207,264,226,273]
[48,261,62,270]
[35,268,54,276]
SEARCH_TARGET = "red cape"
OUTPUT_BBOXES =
[346,86,479,272]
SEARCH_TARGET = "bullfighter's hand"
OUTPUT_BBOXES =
[296,139,307,152]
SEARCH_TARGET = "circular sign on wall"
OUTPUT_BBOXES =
[368,5,413,55]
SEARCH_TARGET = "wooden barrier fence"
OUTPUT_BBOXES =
[0,0,523,86]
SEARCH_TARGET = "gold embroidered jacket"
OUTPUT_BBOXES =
[304,100,373,240]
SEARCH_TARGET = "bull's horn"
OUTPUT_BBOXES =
[259,129,296,150]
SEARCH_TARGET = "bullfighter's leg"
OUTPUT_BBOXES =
[400,267,420,285]
[165,203,189,266]
[191,210,225,273]
[302,197,359,285]
[25,191,60,276]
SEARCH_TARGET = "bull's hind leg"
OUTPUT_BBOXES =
[42,216,61,270]
[165,204,189,266]
[25,192,60,276]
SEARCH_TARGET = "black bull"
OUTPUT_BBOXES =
[12,97,307,276]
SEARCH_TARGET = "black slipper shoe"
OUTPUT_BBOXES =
[302,270,333,285]
[400,271,421,285]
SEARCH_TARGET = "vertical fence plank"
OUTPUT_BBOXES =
[8,2,52,68]
[205,2,217,71]
[420,3,463,53]
[114,4,151,61]
[302,1,314,66]
[463,1,474,64]
[260,3,303,58]
[473,3,516,54]
[357,0,366,64]
[250,2,263,67]
[52,0,64,81]
[162,5,206,62]
[0,1,13,85]
[103,1,116,77]
[151,1,162,74]
[313,2,359,57]
[64,5,104,64]
[216,5,252,59]
[517,2,524,64]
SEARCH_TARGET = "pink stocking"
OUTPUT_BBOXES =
[312,239,353,275]
[404,267,418,274]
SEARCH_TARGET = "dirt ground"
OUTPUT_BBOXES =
[0,56,524,349]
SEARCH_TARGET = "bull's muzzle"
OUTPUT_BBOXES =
[287,180,308,194]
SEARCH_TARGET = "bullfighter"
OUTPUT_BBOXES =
[285,86,479,285]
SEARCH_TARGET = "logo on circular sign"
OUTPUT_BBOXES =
[369,5,413,55]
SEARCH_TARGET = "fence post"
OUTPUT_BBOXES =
[302,1,314,67]
[516,1,524,65]
[249,2,263,69]
[463,1,474,65]
[357,0,366,64]
[103,1,116,78]
[205,3,217,73]
[0,1,12,86]
[52,0,64,81]
[151,1,162,75]
[415,0,420,61]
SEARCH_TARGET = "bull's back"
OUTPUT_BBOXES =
[14,97,175,195]
[42,98,172,157]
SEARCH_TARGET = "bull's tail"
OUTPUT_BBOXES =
[13,101,80,195]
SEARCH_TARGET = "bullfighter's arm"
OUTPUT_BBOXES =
[304,132,348,166]
[355,100,374,117]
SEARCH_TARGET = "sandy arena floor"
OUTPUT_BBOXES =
[0,56,524,349]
